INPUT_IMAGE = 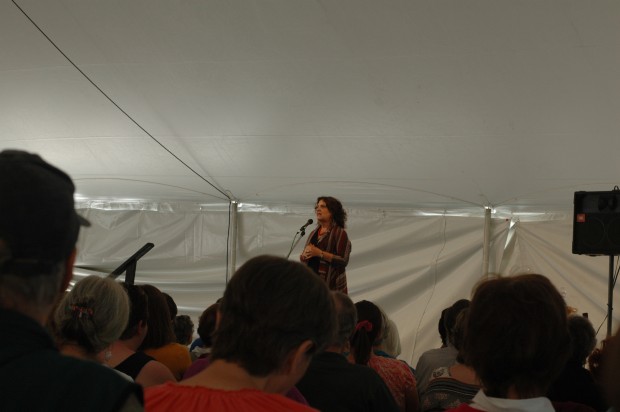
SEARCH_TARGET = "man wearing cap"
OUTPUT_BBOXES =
[0,150,143,411]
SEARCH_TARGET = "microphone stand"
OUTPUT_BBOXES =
[107,243,154,285]
[286,228,308,259]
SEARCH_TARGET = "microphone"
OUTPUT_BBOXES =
[299,219,313,231]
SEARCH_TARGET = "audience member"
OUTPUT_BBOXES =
[375,310,402,359]
[372,308,415,377]
[189,336,203,352]
[0,149,142,411]
[547,315,607,411]
[189,302,219,362]
[173,315,194,346]
[349,300,418,412]
[181,300,308,405]
[416,299,470,395]
[144,255,336,412]
[446,274,572,412]
[587,335,615,384]
[603,328,620,411]
[163,292,177,320]
[297,292,400,412]
[54,275,129,366]
[138,284,192,380]
[420,309,480,411]
[438,308,448,348]
[108,283,176,387]
[374,308,416,376]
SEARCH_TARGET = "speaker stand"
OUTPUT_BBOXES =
[607,255,616,337]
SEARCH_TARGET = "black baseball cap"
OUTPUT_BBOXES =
[0,149,90,275]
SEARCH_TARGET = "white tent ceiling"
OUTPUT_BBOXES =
[2,0,619,212]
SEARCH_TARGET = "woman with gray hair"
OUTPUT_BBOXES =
[54,275,130,366]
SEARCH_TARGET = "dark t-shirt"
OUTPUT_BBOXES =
[547,360,607,412]
[297,351,399,412]
[0,309,142,412]
[115,351,156,380]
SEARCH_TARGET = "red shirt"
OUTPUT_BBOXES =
[368,354,417,412]
[145,382,317,412]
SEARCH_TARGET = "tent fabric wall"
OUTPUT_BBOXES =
[75,203,620,363]
[74,203,510,364]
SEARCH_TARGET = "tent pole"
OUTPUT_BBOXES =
[482,207,492,277]
[228,201,239,280]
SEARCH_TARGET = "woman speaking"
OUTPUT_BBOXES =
[300,196,351,294]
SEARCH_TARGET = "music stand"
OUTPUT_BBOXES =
[107,243,154,285]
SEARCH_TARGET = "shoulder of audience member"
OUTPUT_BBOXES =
[64,356,143,410]
[116,393,144,412]
[137,360,176,387]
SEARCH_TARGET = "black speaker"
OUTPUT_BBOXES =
[573,190,620,255]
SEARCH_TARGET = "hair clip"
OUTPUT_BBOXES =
[70,304,94,319]
[355,320,373,333]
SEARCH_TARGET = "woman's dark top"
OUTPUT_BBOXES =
[115,351,156,380]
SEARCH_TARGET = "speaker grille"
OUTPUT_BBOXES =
[573,191,620,256]
[578,216,605,248]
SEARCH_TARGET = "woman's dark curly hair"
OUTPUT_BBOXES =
[317,196,347,228]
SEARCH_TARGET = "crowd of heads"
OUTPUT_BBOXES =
[47,263,620,411]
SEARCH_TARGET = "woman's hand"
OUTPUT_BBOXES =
[303,244,322,259]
